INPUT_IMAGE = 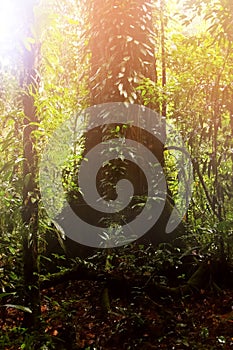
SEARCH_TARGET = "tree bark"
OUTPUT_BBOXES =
[68,0,184,246]
[21,2,41,329]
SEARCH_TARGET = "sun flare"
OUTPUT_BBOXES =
[0,2,18,42]
[0,0,28,64]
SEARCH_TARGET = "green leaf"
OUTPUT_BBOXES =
[2,304,32,313]
[0,292,16,298]
[8,246,16,254]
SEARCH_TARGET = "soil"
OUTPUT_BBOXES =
[1,280,232,349]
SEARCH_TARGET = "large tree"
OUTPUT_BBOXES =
[69,0,184,246]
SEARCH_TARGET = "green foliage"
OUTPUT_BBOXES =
[184,0,233,43]
[0,0,233,347]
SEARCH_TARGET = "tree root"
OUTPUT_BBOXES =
[40,261,230,298]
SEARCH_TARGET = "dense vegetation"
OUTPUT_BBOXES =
[0,0,232,349]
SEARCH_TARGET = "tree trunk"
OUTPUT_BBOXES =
[21,2,41,329]
[67,0,184,247]
[160,0,167,118]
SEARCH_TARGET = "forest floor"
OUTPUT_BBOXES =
[1,279,233,349]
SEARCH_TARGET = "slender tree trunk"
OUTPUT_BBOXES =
[21,2,41,328]
[160,0,167,117]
